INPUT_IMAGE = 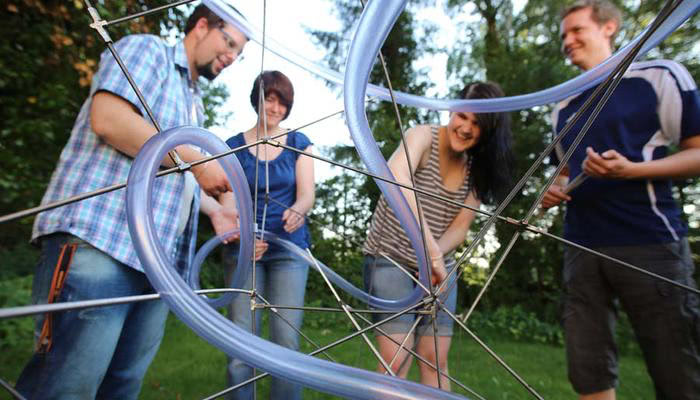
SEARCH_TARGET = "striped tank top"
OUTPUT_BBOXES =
[363,125,472,271]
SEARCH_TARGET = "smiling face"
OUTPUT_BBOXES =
[560,7,617,71]
[259,91,288,129]
[192,22,247,81]
[446,111,481,154]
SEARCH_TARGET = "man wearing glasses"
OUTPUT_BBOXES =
[16,4,247,399]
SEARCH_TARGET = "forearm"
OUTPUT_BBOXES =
[91,91,206,169]
[437,228,469,256]
[201,191,239,239]
[630,148,700,179]
[290,191,315,216]
[436,198,478,255]
[199,190,223,216]
[400,185,441,254]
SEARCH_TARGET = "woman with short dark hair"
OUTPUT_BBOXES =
[223,70,314,400]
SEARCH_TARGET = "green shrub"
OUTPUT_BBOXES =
[0,275,34,349]
[0,242,38,279]
[465,305,565,345]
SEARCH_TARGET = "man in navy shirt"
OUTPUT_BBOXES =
[542,1,700,399]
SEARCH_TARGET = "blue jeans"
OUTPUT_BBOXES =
[16,233,170,400]
[223,244,309,400]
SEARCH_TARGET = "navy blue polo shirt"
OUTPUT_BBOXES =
[551,60,700,247]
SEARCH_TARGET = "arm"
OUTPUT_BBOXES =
[436,192,480,255]
[282,145,315,233]
[582,135,700,179]
[90,91,231,197]
[386,126,447,283]
[386,126,438,255]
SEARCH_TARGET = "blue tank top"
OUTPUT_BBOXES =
[226,131,313,249]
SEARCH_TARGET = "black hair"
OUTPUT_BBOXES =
[460,82,514,205]
[250,71,295,120]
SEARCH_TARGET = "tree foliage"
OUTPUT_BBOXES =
[0,1,229,259]
[309,0,700,318]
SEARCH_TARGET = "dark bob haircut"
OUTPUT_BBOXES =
[250,70,295,120]
[460,81,514,205]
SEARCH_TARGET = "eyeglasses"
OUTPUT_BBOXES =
[217,27,244,62]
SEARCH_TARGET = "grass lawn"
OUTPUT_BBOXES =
[1,312,654,399]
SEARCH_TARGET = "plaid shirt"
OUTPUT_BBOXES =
[33,35,204,273]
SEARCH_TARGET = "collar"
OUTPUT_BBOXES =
[172,40,198,91]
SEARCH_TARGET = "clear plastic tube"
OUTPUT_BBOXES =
[127,1,698,396]
[204,0,699,112]
[188,231,422,308]
[126,126,466,399]
[188,229,243,308]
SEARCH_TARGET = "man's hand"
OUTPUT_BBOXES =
[282,208,305,233]
[541,184,571,209]
[208,202,239,244]
[583,147,637,179]
[193,161,231,198]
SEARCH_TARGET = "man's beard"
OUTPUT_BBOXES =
[197,61,217,81]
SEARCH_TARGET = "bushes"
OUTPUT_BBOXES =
[0,274,34,350]
[0,242,37,350]
[465,305,564,346]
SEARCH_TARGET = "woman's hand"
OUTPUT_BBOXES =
[282,208,305,233]
[429,252,448,287]
[253,239,269,261]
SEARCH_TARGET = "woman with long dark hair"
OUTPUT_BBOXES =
[363,81,514,390]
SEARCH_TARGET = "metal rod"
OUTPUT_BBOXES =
[104,0,196,27]
[0,376,27,400]
[353,312,486,400]
[0,288,250,319]
[306,249,396,376]
[254,292,337,362]
[254,304,430,315]
[204,300,428,400]
[443,305,544,399]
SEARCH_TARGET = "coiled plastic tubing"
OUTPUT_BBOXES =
[205,0,699,112]
[127,0,698,397]
[189,231,450,310]
[126,126,466,399]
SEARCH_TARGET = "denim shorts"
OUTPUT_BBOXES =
[561,239,700,397]
[363,254,457,337]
